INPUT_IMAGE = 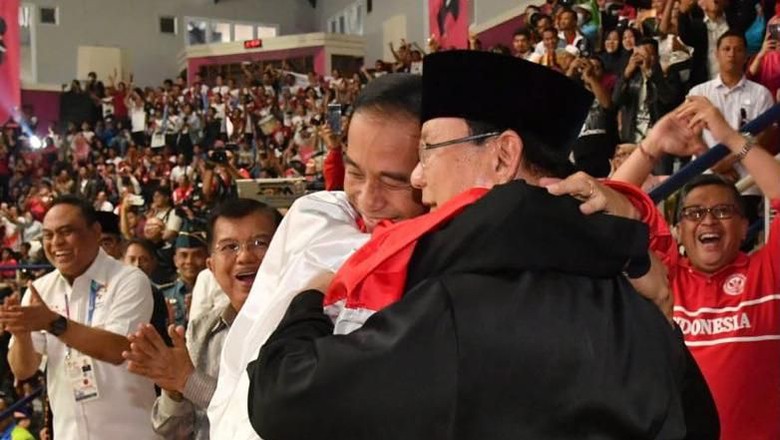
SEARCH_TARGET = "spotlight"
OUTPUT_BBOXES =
[29,136,42,149]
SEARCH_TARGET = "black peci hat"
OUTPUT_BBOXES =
[95,211,120,236]
[421,50,593,155]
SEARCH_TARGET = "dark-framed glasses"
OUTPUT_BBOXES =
[679,204,741,222]
[421,132,501,151]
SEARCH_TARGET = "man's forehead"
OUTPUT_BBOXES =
[421,117,468,138]
[685,184,737,203]
[213,214,275,240]
[43,205,86,229]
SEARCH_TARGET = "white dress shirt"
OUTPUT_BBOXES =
[9,250,157,440]
[688,75,774,194]
[188,269,230,323]
[207,191,369,440]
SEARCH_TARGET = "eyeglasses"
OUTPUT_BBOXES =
[679,204,741,222]
[420,132,501,152]
[214,237,270,257]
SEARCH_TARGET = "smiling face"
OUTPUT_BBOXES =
[678,184,748,273]
[411,118,499,211]
[42,204,101,282]
[123,242,157,276]
[207,211,277,311]
[605,30,620,53]
[344,110,426,231]
[174,246,208,285]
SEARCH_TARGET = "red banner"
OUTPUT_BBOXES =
[429,0,469,50]
[0,0,20,125]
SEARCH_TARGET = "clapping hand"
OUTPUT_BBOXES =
[123,323,194,394]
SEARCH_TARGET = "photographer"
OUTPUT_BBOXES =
[571,56,618,177]
[201,148,241,204]
[613,37,682,144]
[748,9,780,99]
[148,187,182,241]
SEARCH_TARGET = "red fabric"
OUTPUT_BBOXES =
[0,0,20,124]
[749,50,780,102]
[429,0,470,49]
[608,180,780,440]
[26,197,46,222]
[0,257,17,279]
[325,187,488,312]
[323,147,345,191]
[112,91,128,119]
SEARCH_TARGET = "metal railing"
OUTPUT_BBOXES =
[0,387,43,422]
[648,103,780,203]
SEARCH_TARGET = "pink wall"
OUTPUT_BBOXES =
[21,89,61,135]
[477,15,525,51]
[187,46,326,84]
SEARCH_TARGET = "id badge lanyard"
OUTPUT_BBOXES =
[63,280,100,359]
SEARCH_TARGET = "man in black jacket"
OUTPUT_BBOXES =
[247,51,718,439]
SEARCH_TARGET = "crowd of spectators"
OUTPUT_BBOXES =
[1,0,779,437]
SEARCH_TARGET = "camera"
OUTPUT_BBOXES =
[210,150,228,164]
[576,39,592,59]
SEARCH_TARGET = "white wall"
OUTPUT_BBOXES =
[26,0,317,86]
[315,0,522,64]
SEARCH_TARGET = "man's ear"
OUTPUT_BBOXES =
[493,130,523,185]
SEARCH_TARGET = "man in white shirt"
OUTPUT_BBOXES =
[688,30,773,197]
[1,195,157,440]
[208,73,427,440]
[171,154,195,185]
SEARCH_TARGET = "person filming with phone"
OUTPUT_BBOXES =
[748,6,780,100]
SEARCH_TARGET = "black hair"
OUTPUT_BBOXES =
[353,73,422,122]
[207,198,283,246]
[466,120,574,179]
[637,37,659,53]
[122,238,157,258]
[490,44,512,55]
[559,7,577,19]
[623,27,642,46]
[717,30,747,50]
[154,186,173,200]
[513,28,531,39]
[676,174,746,222]
[48,194,98,226]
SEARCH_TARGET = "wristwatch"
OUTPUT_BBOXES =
[48,315,68,336]
[735,132,757,161]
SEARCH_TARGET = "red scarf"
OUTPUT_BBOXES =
[325,187,489,312]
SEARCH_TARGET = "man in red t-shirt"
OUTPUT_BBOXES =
[611,96,780,440]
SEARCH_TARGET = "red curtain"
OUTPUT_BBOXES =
[428,0,470,50]
[0,0,20,125]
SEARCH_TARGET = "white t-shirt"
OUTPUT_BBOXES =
[130,105,147,134]
[9,250,157,440]
[154,208,183,233]
[208,192,369,439]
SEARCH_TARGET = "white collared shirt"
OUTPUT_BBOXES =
[704,14,730,80]
[208,191,369,440]
[188,269,230,323]
[688,75,774,194]
[9,250,157,440]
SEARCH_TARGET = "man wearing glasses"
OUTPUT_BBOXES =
[246,51,718,439]
[122,198,280,440]
[611,95,780,440]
